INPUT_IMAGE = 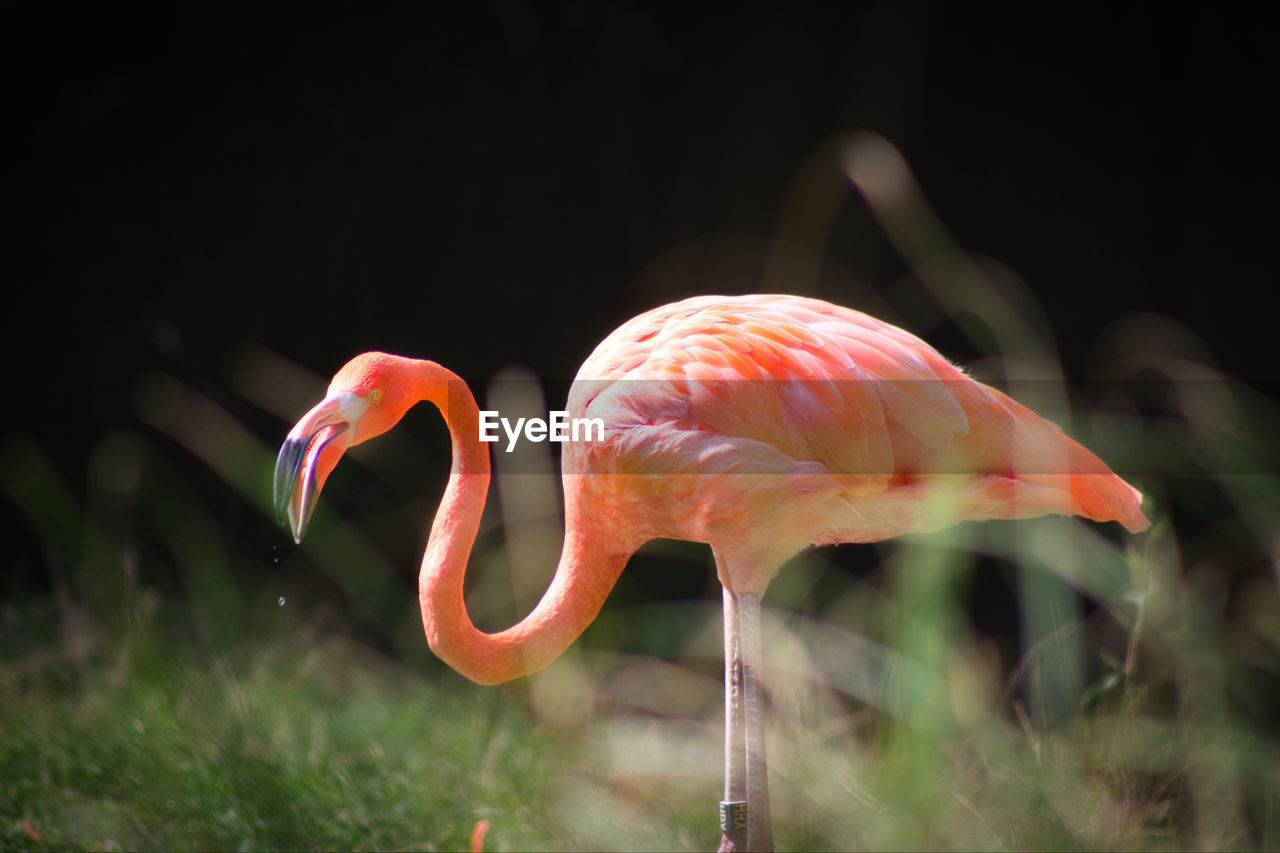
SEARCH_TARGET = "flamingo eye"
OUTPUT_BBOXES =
[369,388,382,404]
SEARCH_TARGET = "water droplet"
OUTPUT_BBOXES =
[278,597,286,607]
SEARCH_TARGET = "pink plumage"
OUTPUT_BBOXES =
[275,292,1149,852]
[566,293,1145,594]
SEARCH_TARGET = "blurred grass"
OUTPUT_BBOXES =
[0,599,569,851]
[4,136,1279,850]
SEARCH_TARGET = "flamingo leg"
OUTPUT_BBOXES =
[740,591,773,852]
[720,588,747,852]
[719,588,773,853]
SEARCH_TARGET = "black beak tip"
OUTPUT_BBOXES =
[273,437,306,528]
[272,420,348,544]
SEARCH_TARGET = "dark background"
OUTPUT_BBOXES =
[5,3,1276,641]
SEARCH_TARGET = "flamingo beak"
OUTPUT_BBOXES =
[273,392,362,543]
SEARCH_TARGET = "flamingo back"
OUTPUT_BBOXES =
[560,294,1146,588]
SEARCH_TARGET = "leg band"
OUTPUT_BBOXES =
[720,800,748,832]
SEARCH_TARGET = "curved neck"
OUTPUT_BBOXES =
[414,363,629,685]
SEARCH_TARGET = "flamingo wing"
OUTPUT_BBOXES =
[573,294,976,480]
[568,294,1147,537]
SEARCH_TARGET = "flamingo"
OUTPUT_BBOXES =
[274,293,1149,852]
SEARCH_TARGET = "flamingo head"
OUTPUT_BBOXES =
[273,352,422,542]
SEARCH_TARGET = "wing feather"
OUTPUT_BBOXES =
[566,293,1148,538]
[572,294,984,482]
